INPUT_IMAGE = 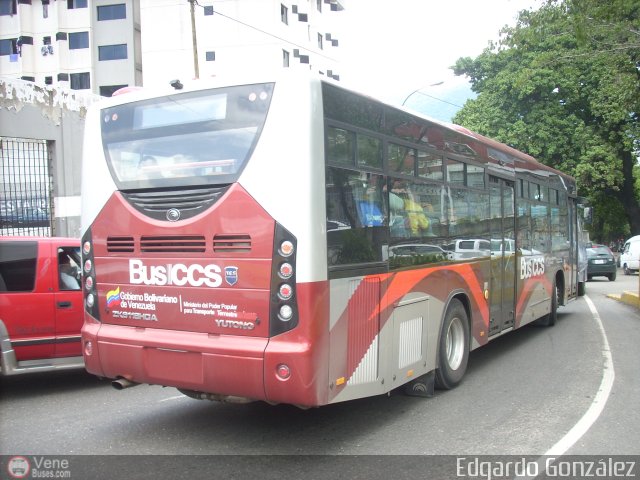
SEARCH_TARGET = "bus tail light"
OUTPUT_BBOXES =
[278,305,293,321]
[278,283,293,300]
[279,262,293,279]
[81,229,101,321]
[269,223,298,336]
[279,240,294,257]
[276,364,291,380]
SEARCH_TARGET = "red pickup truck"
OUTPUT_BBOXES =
[0,236,84,375]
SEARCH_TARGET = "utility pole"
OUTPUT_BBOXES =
[189,0,200,79]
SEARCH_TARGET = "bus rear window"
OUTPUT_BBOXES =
[133,94,227,130]
[101,83,274,190]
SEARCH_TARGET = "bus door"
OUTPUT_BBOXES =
[568,197,585,296]
[488,177,516,335]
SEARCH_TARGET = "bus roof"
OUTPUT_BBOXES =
[94,70,575,191]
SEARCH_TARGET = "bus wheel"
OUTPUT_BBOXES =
[536,281,558,327]
[435,299,469,390]
[577,281,586,296]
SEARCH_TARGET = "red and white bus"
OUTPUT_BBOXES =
[80,72,588,407]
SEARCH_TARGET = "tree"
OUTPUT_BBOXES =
[452,0,640,238]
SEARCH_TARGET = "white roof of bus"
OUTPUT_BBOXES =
[93,69,573,186]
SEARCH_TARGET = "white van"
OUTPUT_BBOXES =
[443,239,491,260]
[620,235,640,275]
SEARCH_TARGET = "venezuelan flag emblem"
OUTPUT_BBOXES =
[106,287,121,307]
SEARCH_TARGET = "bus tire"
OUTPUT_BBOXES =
[435,299,469,390]
[536,281,558,327]
[577,281,586,296]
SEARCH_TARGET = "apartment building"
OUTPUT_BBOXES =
[1,0,344,95]
[0,0,142,96]
[140,0,344,87]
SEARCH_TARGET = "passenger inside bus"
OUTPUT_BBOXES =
[388,181,435,238]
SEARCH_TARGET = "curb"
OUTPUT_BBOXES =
[607,291,640,308]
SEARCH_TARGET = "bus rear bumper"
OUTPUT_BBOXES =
[82,322,269,401]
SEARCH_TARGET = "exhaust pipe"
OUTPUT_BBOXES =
[112,378,140,390]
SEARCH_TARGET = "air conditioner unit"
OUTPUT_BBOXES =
[41,46,48,56]
[47,45,53,54]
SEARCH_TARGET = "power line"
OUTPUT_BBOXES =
[403,88,463,109]
[193,3,340,62]
[412,90,463,109]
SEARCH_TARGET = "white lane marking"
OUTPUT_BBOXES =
[159,394,187,403]
[520,294,615,479]
[544,294,614,455]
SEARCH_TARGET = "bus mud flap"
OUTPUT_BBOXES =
[403,371,435,398]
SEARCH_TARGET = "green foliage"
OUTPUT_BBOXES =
[337,229,375,264]
[452,0,640,239]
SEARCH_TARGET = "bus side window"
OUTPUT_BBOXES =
[389,180,443,239]
[326,167,387,267]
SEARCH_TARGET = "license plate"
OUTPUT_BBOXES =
[594,259,605,264]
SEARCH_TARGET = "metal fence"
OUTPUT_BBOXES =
[1,137,53,237]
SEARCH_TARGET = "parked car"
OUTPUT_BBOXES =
[388,243,452,267]
[0,207,18,227]
[586,244,617,281]
[0,207,50,228]
[21,207,51,227]
[442,238,491,260]
[0,236,84,375]
[619,235,640,275]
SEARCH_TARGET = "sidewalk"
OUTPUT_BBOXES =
[606,253,639,307]
[607,290,640,308]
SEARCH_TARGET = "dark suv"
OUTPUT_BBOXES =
[586,244,617,281]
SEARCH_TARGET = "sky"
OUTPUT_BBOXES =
[339,0,541,120]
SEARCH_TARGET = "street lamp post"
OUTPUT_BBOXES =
[401,81,444,106]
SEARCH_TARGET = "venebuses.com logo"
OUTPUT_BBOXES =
[7,456,29,479]
[7,456,71,479]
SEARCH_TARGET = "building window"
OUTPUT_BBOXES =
[97,3,126,21]
[57,73,69,81]
[67,0,87,9]
[98,44,127,61]
[205,51,215,61]
[280,4,288,24]
[283,49,289,68]
[99,84,127,97]
[0,39,18,56]
[316,0,322,12]
[43,0,48,18]
[69,32,89,49]
[45,76,53,85]
[70,72,90,90]
[0,0,17,16]
[21,76,35,82]
[43,36,51,45]
[317,33,323,50]
[17,35,33,46]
